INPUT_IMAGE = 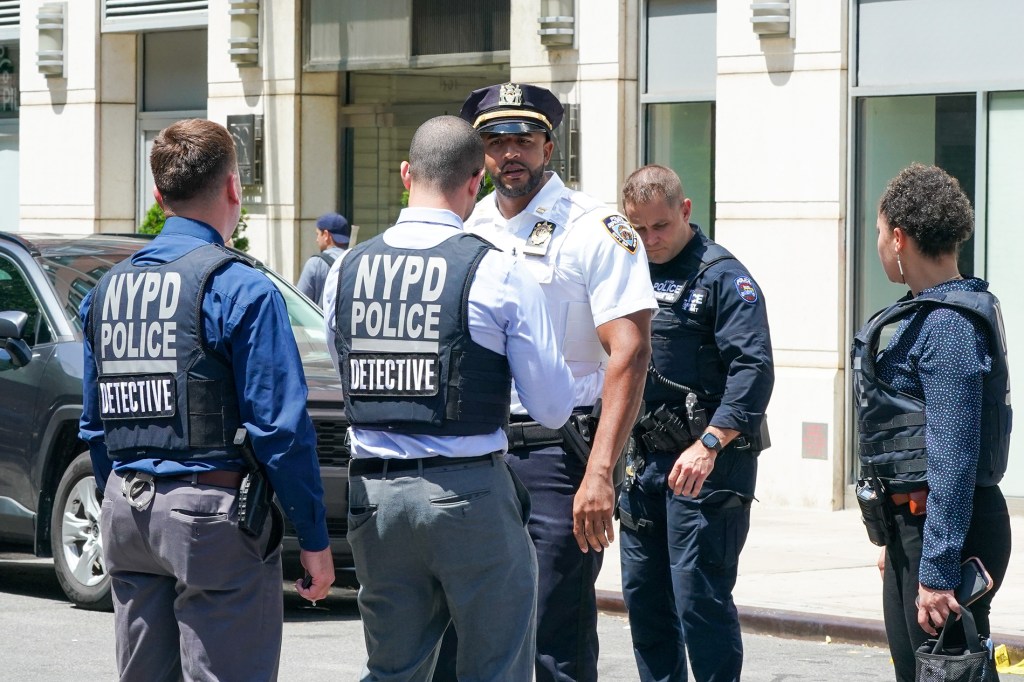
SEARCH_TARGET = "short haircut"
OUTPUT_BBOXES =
[150,119,237,204]
[878,163,974,258]
[408,116,484,195]
[622,164,685,208]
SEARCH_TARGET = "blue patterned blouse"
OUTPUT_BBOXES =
[875,277,993,590]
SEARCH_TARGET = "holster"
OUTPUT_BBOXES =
[561,402,629,489]
[233,428,274,537]
[855,476,894,547]
[618,507,654,535]
[237,466,273,537]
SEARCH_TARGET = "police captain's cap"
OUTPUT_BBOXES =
[459,82,564,135]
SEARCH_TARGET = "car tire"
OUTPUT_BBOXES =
[50,452,113,611]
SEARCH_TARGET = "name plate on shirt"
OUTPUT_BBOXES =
[348,352,440,396]
[98,374,177,420]
[652,278,685,304]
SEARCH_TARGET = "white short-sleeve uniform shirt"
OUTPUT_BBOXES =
[465,172,657,414]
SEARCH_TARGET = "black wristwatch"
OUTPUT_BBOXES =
[700,432,723,453]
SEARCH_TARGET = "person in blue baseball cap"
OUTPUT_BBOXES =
[433,82,657,682]
[297,212,350,307]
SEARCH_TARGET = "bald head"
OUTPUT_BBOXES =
[408,116,484,196]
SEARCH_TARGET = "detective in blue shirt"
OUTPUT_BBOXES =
[80,216,329,552]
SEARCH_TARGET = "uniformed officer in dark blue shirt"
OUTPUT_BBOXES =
[619,164,775,682]
[79,118,334,682]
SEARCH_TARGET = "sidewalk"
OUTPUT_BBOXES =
[595,505,1024,654]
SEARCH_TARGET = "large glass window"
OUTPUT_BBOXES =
[641,0,716,234]
[0,42,18,229]
[340,70,508,240]
[645,102,714,234]
[985,91,1024,496]
[853,94,975,328]
[853,91,1024,497]
[137,30,208,225]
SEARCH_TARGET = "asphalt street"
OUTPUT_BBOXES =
[0,552,901,681]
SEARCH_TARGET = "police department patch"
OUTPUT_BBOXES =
[602,215,639,254]
[734,276,758,304]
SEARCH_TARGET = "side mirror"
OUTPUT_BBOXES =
[0,310,28,339]
[0,311,32,368]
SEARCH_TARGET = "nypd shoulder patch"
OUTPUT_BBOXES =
[602,214,638,254]
[733,276,758,304]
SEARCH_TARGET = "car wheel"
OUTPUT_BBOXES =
[50,452,113,611]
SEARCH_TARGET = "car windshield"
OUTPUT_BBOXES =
[36,248,336,370]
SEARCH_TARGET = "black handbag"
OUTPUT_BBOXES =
[914,608,999,682]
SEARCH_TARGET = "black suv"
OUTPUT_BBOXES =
[0,231,352,609]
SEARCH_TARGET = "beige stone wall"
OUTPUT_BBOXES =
[510,0,638,209]
[208,0,340,281]
[714,1,849,508]
[19,0,136,234]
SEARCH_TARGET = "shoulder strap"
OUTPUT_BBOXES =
[319,251,338,267]
[676,243,737,303]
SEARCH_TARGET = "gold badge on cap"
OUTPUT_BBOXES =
[523,220,556,256]
[499,82,523,107]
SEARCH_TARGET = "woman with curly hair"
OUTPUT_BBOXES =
[852,163,1012,681]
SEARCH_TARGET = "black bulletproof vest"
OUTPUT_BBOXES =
[335,232,511,435]
[646,232,736,408]
[852,288,1011,486]
[89,244,245,461]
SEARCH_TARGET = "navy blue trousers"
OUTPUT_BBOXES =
[619,449,756,682]
[433,445,602,682]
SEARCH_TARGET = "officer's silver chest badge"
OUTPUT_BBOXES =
[499,82,523,107]
[523,220,556,256]
[602,214,639,254]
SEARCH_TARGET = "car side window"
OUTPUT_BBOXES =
[0,255,54,347]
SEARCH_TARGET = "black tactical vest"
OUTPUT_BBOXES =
[852,288,1011,486]
[647,232,736,407]
[89,244,245,461]
[335,232,511,435]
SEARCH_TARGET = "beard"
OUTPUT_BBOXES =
[491,163,546,198]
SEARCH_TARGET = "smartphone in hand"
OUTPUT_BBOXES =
[956,556,994,606]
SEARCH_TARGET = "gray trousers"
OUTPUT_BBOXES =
[348,453,537,682]
[101,471,284,682]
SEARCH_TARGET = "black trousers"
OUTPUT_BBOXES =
[882,485,1011,682]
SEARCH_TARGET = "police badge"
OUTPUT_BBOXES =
[499,82,523,107]
[523,220,556,256]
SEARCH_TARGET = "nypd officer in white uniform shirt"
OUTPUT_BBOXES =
[324,115,575,681]
[432,83,657,682]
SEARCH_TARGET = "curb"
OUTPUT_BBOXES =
[596,589,1024,659]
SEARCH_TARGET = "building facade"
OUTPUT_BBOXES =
[5,0,1022,508]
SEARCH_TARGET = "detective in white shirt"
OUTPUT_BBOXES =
[322,114,575,682]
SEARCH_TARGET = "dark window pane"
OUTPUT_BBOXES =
[412,0,510,56]
[644,102,715,236]
[853,94,976,329]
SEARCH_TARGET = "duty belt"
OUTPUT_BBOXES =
[507,421,564,449]
[349,452,497,476]
[506,408,594,450]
